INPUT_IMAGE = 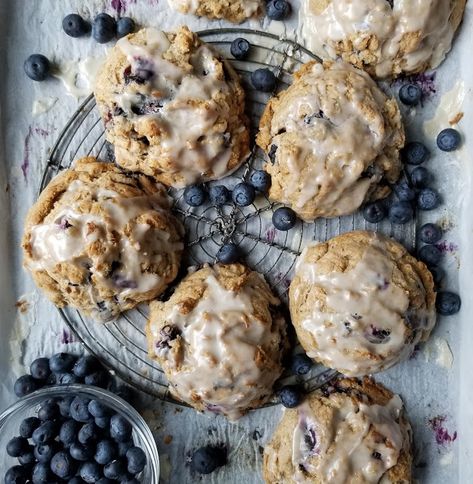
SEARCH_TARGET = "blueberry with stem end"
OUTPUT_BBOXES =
[402,141,429,165]
[63,13,90,37]
[362,201,386,223]
[217,243,240,264]
[437,128,461,152]
[24,54,51,81]
[209,185,230,206]
[399,83,422,106]
[419,223,442,244]
[290,353,313,375]
[230,38,250,59]
[251,68,277,92]
[388,201,414,224]
[232,182,255,206]
[417,188,441,210]
[436,291,461,315]
[267,0,292,20]
[273,207,297,231]
[184,185,206,207]
[249,170,271,192]
[92,13,116,44]
[279,385,303,408]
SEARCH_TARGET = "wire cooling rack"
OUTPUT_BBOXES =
[42,28,415,404]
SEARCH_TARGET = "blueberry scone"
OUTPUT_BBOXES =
[167,0,263,23]
[289,231,436,376]
[95,26,249,187]
[257,61,404,221]
[146,263,287,420]
[300,0,466,78]
[22,157,183,322]
[263,377,412,483]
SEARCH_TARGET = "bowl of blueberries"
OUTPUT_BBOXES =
[1,384,159,483]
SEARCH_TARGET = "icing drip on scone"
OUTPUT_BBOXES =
[300,0,462,77]
[291,394,405,483]
[150,270,284,420]
[113,28,235,186]
[293,236,435,375]
[167,0,261,18]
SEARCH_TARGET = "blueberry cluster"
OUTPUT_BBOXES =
[5,396,146,483]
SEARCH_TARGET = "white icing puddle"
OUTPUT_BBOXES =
[424,337,454,369]
[54,56,105,98]
[32,96,57,117]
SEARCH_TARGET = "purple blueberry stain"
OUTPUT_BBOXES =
[111,0,136,15]
[428,415,458,445]
[60,328,77,344]
[265,227,276,243]
[435,241,459,255]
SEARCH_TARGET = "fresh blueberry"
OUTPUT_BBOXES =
[417,188,441,211]
[394,181,416,202]
[7,437,29,457]
[249,170,271,192]
[419,223,442,244]
[14,374,39,397]
[216,243,239,264]
[69,478,87,484]
[5,466,28,484]
[410,167,431,188]
[59,419,80,447]
[19,416,41,438]
[32,421,58,444]
[95,440,117,465]
[51,451,77,479]
[362,201,386,223]
[208,185,230,206]
[18,448,36,466]
[418,245,442,266]
[116,17,135,39]
[34,442,57,463]
[230,38,250,60]
[88,399,111,419]
[117,440,134,458]
[437,128,461,152]
[267,0,291,20]
[97,480,113,484]
[79,422,101,445]
[30,357,51,381]
[24,54,50,82]
[32,462,51,484]
[272,207,297,231]
[402,142,429,165]
[436,291,461,315]
[79,461,102,483]
[70,442,95,462]
[290,353,313,376]
[184,185,207,207]
[388,201,414,224]
[62,14,90,38]
[84,370,110,389]
[92,13,116,44]
[71,396,93,422]
[399,83,422,106]
[251,68,277,92]
[232,182,255,206]
[58,396,75,418]
[103,459,127,480]
[110,415,132,443]
[73,355,101,378]
[95,416,111,429]
[279,385,303,408]
[126,446,147,474]
[38,400,60,421]
[190,446,227,475]
[50,353,77,374]
[430,265,445,286]
[57,372,81,385]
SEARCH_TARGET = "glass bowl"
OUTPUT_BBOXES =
[0,384,159,482]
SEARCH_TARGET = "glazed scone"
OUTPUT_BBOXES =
[300,0,466,78]
[95,26,250,187]
[289,231,436,376]
[263,377,412,484]
[168,0,263,23]
[22,157,183,322]
[257,61,404,221]
[146,263,287,420]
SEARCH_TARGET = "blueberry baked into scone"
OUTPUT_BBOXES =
[22,157,183,322]
[257,61,404,221]
[289,231,436,376]
[167,0,263,23]
[300,0,467,78]
[263,377,412,484]
[146,263,287,420]
[94,26,250,188]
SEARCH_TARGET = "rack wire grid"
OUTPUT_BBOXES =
[41,28,416,405]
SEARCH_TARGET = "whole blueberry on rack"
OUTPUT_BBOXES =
[279,385,303,408]
[419,223,442,244]
[217,243,239,264]
[232,182,255,206]
[418,244,442,266]
[209,185,230,206]
[230,37,250,60]
[362,201,386,223]
[50,352,77,374]
[79,461,102,483]
[51,451,77,479]
[267,0,292,20]
[30,357,51,381]
[7,436,29,457]
[290,353,313,376]
[14,374,39,397]
[417,188,441,210]
[394,181,416,202]
[249,170,271,192]
[5,466,29,484]
[184,185,207,207]
[272,206,297,231]
[399,83,422,106]
[126,446,147,474]
[24,54,51,82]
[402,141,429,165]
[251,68,277,92]
[436,291,461,315]
[117,17,135,38]
[410,166,431,188]
[437,128,461,152]
[62,13,90,37]
[92,13,116,44]
[388,201,414,224]
[190,446,227,475]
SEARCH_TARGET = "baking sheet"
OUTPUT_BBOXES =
[0,0,472,482]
